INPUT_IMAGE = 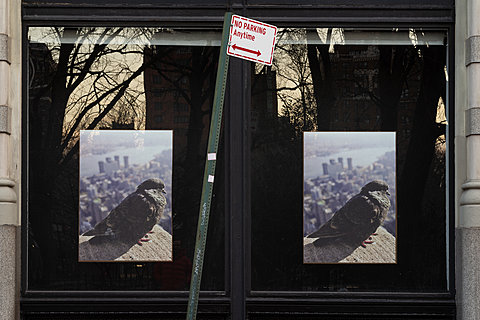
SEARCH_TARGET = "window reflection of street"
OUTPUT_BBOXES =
[27,27,224,290]
[251,28,447,291]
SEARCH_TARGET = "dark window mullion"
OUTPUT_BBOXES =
[228,57,247,320]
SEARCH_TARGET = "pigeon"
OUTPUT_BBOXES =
[307,180,391,248]
[83,178,167,245]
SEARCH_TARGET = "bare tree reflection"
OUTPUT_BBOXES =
[307,29,335,130]
[30,27,157,286]
[144,44,224,290]
[28,27,224,289]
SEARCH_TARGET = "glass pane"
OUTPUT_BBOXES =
[251,28,447,291]
[27,27,224,290]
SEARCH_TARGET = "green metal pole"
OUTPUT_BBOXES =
[186,11,232,320]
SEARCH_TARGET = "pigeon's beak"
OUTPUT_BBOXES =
[162,189,167,194]
[386,190,390,196]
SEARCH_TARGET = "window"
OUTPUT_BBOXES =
[174,116,189,123]
[250,28,449,292]
[26,27,225,292]
[175,102,190,112]
[153,74,162,84]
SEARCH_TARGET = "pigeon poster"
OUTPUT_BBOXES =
[78,130,173,262]
[303,132,397,264]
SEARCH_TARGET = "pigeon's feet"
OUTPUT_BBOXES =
[137,236,151,246]
[361,240,374,248]
[361,235,376,248]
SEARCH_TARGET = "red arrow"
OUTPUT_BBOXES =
[232,44,261,57]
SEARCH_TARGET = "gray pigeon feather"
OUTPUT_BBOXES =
[307,180,391,248]
[83,178,167,245]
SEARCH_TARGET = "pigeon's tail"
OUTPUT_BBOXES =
[82,223,113,237]
[312,237,337,247]
[82,229,96,236]
[88,235,115,245]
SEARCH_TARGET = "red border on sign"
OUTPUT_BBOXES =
[227,15,277,65]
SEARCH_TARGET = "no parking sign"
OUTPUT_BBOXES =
[227,14,277,65]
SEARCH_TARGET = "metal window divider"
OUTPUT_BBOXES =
[186,11,232,320]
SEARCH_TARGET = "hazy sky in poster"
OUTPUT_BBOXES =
[80,130,172,177]
[304,132,395,179]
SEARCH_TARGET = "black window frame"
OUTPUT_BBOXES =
[21,3,456,320]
